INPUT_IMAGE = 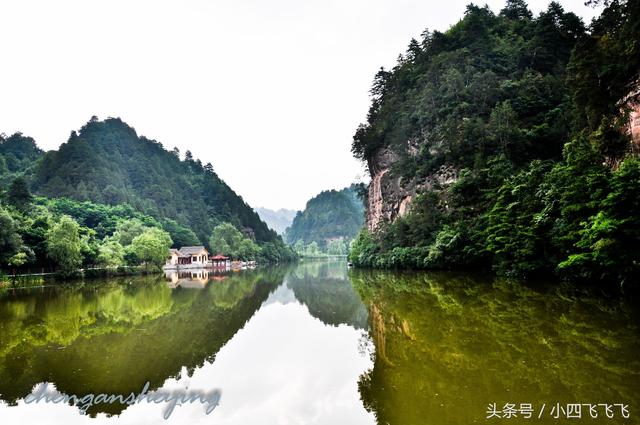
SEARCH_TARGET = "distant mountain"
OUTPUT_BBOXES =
[32,117,282,247]
[285,185,365,250]
[255,207,297,234]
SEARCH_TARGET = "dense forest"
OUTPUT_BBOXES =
[0,119,295,276]
[0,133,42,186]
[35,117,280,244]
[286,185,365,255]
[349,0,639,286]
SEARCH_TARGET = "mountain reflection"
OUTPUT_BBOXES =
[286,260,368,329]
[0,269,286,415]
[351,270,640,425]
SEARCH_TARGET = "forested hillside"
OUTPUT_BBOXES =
[0,133,43,186]
[34,117,279,245]
[286,185,365,254]
[349,0,640,286]
[0,118,295,274]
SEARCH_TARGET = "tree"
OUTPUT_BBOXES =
[500,0,532,20]
[210,222,259,260]
[6,177,33,211]
[161,220,199,247]
[210,223,243,258]
[46,215,83,276]
[8,252,28,277]
[293,240,305,254]
[97,237,125,267]
[130,227,172,270]
[238,238,260,260]
[0,208,23,266]
[114,218,147,246]
[306,241,321,256]
[327,239,347,255]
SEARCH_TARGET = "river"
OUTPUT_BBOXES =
[0,261,638,424]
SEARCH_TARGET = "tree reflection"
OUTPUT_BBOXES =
[351,270,640,425]
[0,269,286,415]
[286,260,368,329]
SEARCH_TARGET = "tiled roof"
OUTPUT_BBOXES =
[179,246,208,255]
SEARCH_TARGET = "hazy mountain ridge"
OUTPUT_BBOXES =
[255,207,297,234]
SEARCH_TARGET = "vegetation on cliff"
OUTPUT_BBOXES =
[349,0,639,286]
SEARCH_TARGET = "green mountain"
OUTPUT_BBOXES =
[0,117,295,272]
[349,0,640,285]
[33,117,279,246]
[285,185,365,251]
[255,207,297,234]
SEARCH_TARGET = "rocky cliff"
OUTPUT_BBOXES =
[626,81,640,147]
[365,147,458,231]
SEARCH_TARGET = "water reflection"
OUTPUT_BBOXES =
[0,269,285,415]
[287,260,368,329]
[0,262,375,424]
[165,269,229,288]
[351,270,640,425]
[0,263,638,424]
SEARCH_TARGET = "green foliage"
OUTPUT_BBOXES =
[285,184,365,251]
[349,0,640,286]
[557,158,640,283]
[348,229,379,266]
[0,133,43,186]
[6,177,33,211]
[0,208,23,265]
[484,160,554,277]
[256,241,297,264]
[46,215,83,276]
[209,222,260,260]
[113,218,148,246]
[352,3,583,171]
[97,237,126,267]
[130,228,173,271]
[327,239,348,255]
[0,193,190,273]
[0,117,296,264]
[34,118,279,245]
[306,241,321,256]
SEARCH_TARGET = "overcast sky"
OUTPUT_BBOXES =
[0,0,600,210]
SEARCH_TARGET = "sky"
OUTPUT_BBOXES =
[0,0,601,210]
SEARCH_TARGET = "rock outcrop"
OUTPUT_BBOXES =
[365,147,458,231]
[627,83,640,146]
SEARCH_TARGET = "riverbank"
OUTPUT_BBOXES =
[0,266,151,291]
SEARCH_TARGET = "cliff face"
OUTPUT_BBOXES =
[631,107,640,143]
[365,147,458,231]
[627,84,640,147]
[365,84,640,232]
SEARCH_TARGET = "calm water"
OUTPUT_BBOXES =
[0,261,638,424]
